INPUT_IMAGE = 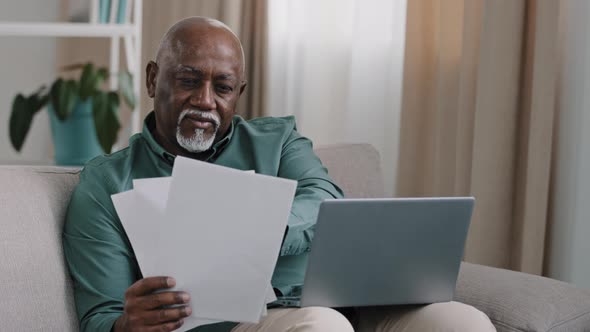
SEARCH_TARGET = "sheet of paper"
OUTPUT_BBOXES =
[131,171,253,213]
[133,177,172,212]
[112,190,160,276]
[156,157,296,323]
[132,175,277,305]
[114,188,220,331]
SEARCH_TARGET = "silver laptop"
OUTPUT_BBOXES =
[300,197,474,308]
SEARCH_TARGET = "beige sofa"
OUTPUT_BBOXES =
[1,144,589,331]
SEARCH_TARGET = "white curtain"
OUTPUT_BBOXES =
[268,0,407,196]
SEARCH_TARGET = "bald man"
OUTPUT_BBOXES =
[63,17,495,332]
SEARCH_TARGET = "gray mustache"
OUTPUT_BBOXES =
[178,110,221,128]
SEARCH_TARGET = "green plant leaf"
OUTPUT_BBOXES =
[35,93,50,112]
[93,91,121,153]
[79,63,95,100]
[29,88,49,114]
[50,79,78,121]
[118,71,136,109]
[9,86,49,152]
[49,79,64,119]
[80,64,109,101]
[9,94,34,152]
[97,67,108,81]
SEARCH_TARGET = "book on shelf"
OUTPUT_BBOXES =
[99,0,110,23]
[109,0,119,23]
[96,0,131,24]
[90,0,99,24]
[117,0,130,24]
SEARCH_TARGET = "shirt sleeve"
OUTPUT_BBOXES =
[278,129,344,256]
[62,167,138,332]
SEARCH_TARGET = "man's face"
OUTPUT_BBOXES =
[147,28,246,154]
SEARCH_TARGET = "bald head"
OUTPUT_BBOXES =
[155,16,245,77]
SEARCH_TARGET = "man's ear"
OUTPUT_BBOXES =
[239,81,247,97]
[146,61,158,98]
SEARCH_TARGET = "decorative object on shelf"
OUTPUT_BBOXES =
[96,0,131,24]
[99,0,110,23]
[69,0,130,24]
[9,63,135,165]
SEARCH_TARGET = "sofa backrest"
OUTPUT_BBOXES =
[315,143,385,198]
[0,143,384,331]
[0,167,81,331]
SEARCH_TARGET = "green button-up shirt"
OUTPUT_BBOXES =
[63,112,344,332]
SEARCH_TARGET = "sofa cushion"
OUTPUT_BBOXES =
[0,167,80,332]
[315,143,385,198]
[456,262,590,332]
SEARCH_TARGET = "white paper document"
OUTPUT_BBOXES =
[112,158,295,331]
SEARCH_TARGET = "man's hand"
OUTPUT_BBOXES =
[113,277,192,332]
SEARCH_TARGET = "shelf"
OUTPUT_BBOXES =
[0,22,136,37]
[0,0,143,134]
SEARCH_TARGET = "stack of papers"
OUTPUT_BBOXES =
[112,156,297,331]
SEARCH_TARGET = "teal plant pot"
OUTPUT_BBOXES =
[48,99,104,166]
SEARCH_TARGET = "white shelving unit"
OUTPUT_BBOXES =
[0,0,143,135]
[0,22,135,37]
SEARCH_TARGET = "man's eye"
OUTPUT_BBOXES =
[216,85,233,93]
[178,78,197,86]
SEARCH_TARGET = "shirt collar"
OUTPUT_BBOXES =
[140,111,235,164]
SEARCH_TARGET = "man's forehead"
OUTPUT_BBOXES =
[156,17,245,75]
[170,35,241,67]
[178,36,238,56]
[169,44,241,71]
[173,64,239,80]
[171,19,233,48]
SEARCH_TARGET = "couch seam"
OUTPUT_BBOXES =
[0,168,81,174]
[488,310,590,332]
[34,170,81,175]
[547,310,590,331]
[489,318,529,332]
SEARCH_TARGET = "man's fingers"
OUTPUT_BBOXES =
[145,319,185,332]
[143,306,192,325]
[125,276,175,298]
[135,291,190,310]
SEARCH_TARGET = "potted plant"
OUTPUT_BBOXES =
[9,62,135,165]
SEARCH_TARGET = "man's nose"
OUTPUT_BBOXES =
[190,82,216,110]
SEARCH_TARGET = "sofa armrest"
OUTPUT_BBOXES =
[455,262,590,332]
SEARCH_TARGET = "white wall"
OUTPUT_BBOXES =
[0,0,59,164]
[547,0,590,289]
